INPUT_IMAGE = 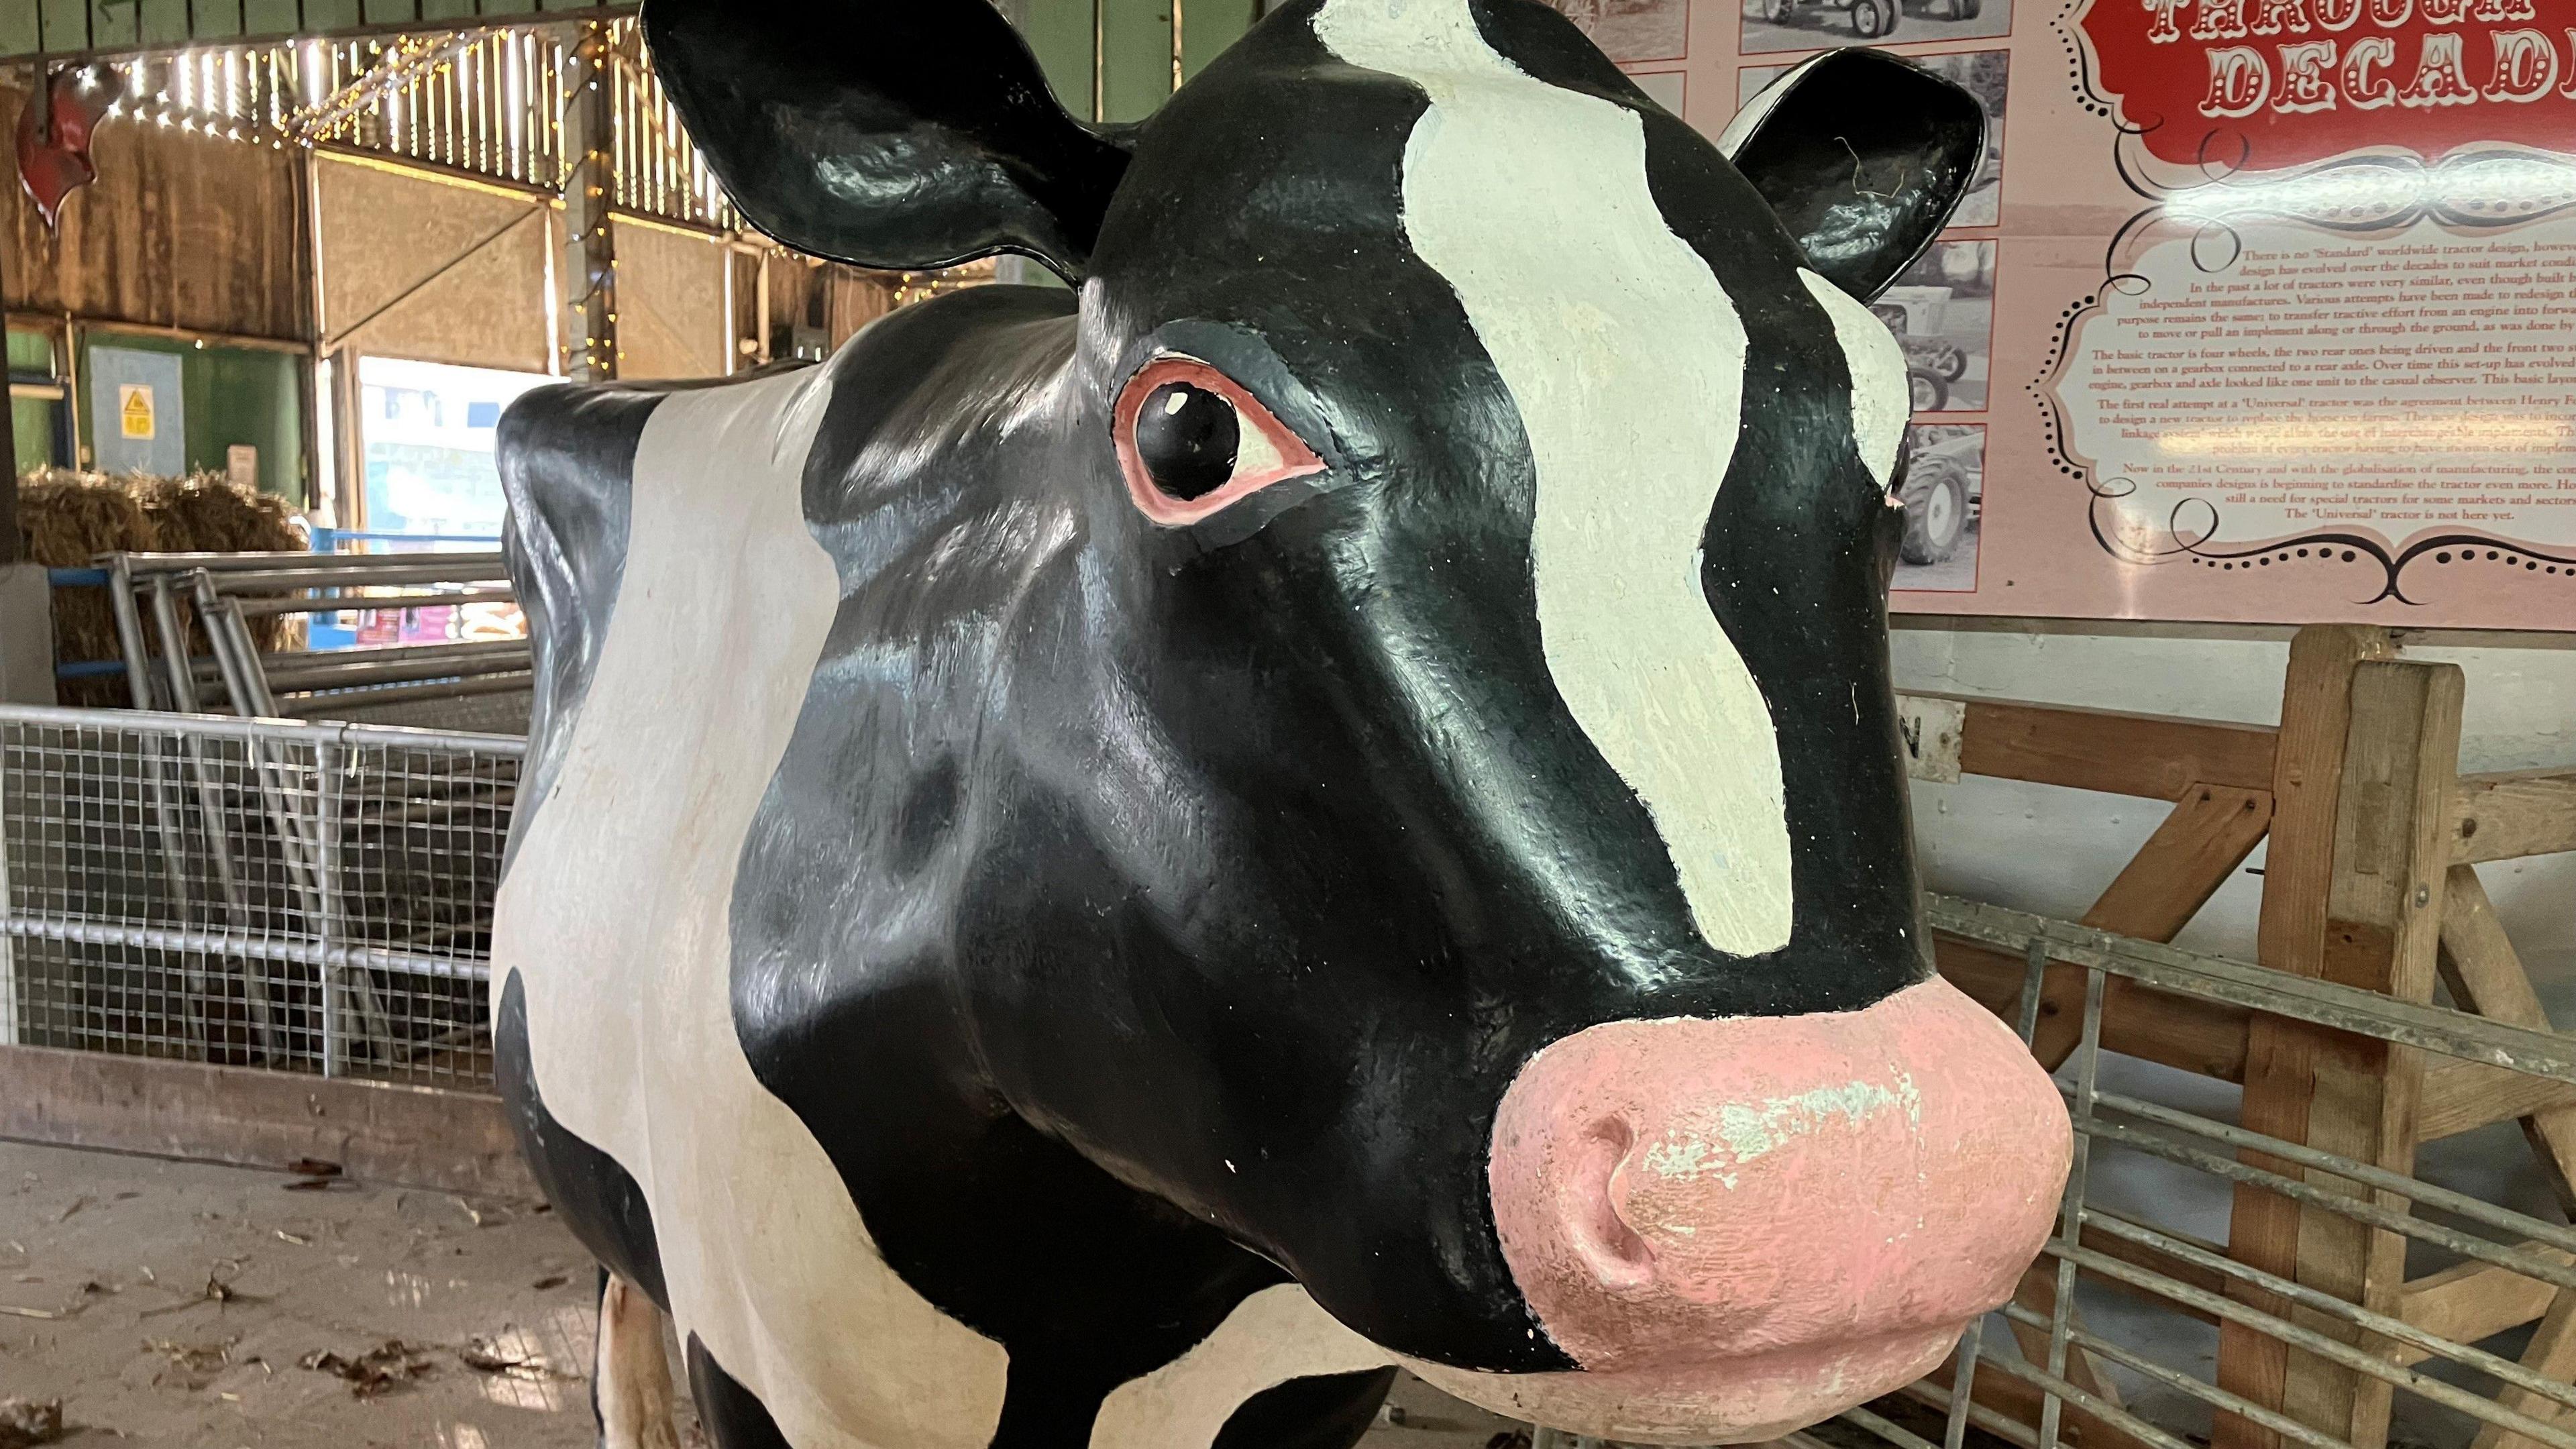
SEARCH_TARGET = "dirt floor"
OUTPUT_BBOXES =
[0,1140,1523,1448]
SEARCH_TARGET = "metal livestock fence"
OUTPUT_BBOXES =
[0,703,518,1087]
[1716,896,2576,1449]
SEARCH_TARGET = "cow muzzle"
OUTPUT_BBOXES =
[1423,975,2068,1444]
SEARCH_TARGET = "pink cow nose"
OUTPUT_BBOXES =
[1485,976,2069,1434]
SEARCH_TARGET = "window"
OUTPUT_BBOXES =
[354,356,551,538]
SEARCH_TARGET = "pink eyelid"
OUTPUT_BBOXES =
[1114,355,1326,527]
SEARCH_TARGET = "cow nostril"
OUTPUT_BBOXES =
[1562,1117,1655,1291]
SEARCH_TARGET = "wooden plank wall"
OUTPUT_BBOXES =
[313,155,551,373]
[611,219,728,381]
[0,76,308,343]
[0,1043,536,1198]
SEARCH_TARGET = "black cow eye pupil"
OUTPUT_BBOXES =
[1134,382,1239,500]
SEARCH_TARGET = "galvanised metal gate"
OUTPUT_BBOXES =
[1701,897,2576,1449]
[0,703,518,1088]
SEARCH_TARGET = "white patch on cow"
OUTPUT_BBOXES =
[1089,1285,1395,1449]
[1313,0,1794,957]
[1799,269,1909,488]
[492,366,1010,1449]
[1713,52,1831,159]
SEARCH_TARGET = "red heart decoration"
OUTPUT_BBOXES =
[17,68,112,230]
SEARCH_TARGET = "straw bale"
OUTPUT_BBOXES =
[17,468,308,706]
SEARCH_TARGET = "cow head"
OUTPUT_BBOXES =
[649,0,2067,1439]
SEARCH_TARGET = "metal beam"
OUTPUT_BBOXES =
[0,4,633,66]
[557,21,617,382]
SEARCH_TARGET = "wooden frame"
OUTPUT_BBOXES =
[1909,624,2576,1449]
[0,1042,535,1197]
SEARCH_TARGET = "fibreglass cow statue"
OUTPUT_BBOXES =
[489,0,2070,1445]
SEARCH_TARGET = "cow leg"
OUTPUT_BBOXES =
[594,1270,682,1449]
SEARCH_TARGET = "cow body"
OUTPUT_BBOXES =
[494,1,2068,1446]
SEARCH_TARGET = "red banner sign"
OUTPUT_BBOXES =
[2083,0,2576,170]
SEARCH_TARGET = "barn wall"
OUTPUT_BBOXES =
[315,155,552,375]
[753,252,900,361]
[0,79,306,341]
[613,219,727,382]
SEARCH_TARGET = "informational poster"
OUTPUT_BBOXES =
[1545,0,2576,627]
[86,346,186,478]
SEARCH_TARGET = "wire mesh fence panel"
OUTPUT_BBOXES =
[0,705,521,1089]
[1522,901,2576,1449]
[1749,898,2576,1449]
[294,687,534,737]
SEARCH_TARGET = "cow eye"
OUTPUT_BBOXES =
[1115,356,1324,525]
[1136,382,1238,499]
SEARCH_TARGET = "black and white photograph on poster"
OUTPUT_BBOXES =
[1892,424,1984,592]
[1739,0,2007,54]
[1536,0,1687,64]
[1879,239,1994,413]
[1735,50,2003,223]
[1629,69,1687,117]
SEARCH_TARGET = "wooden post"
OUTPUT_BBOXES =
[2438,869,2576,1215]
[2473,1291,2576,1449]
[558,23,618,384]
[2212,626,2389,1449]
[2218,650,2462,1449]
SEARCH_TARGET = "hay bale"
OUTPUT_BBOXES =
[17,468,309,707]
[129,472,304,558]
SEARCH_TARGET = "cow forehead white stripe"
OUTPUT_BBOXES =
[493,366,1009,1449]
[1313,0,1794,957]
[1801,269,1909,488]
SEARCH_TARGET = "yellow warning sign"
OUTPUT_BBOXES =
[117,384,154,441]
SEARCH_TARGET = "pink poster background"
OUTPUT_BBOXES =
[1564,0,2576,629]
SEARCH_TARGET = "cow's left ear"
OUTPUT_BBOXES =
[1715,50,1984,302]
[643,0,1132,282]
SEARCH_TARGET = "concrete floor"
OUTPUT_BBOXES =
[0,1140,1522,1448]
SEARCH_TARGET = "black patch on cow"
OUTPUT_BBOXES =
[1636,83,1930,1008]
[728,284,1295,1443]
[685,1334,793,1449]
[494,972,667,1309]
[1212,1369,1398,1449]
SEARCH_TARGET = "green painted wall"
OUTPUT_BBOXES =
[1182,0,1263,77]
[72,332,307,500]
[1018,0,1262,123]
[7,329,60,476]
[11,398,54,475]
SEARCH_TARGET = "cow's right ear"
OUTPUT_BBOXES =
[643,0,1133,282]
[1715,49,1984,303]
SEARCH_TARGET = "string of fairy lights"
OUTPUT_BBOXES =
[561,26,619,382]
[53,21,995,372]
[63,21,731,231]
